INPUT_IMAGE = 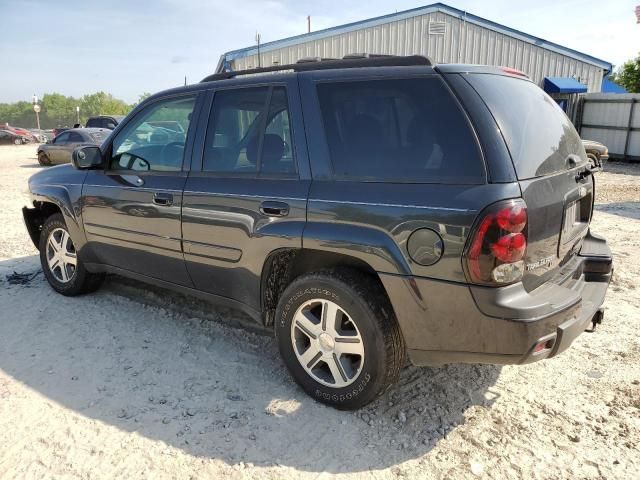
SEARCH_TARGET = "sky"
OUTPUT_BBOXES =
[0,0,637,103]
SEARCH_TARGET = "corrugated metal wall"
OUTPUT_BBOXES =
[231,11,603,92]
[579,94,640,159]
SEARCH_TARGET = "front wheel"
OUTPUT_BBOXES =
[38,152,51,166]
[39,213,104,296]
[275,269,405,410]
[14,138,22,145]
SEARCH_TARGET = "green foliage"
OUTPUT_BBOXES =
[610,54,640,93]
[0,91,139,129]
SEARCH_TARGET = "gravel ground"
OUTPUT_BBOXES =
[0,144,638,479]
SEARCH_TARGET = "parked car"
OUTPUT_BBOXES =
[36,128,110,166]
[85,115,126,130]
[23,56,612,410]
[0,129,27,145]
[1,124,35,143]
[28,129,49,143]
[53,127,70,138]
[581,139,609,169]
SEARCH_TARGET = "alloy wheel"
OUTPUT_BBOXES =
[290,299,365,388]
[46,228,77,283]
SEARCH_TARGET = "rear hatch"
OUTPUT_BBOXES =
[465,73,593,291]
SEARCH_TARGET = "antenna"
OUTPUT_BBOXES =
[307,15,311,33]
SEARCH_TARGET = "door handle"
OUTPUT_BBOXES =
[259,200,289,217]
[153,192,174,206]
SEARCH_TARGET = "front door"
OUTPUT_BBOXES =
[47,131,71,163]
[81,93,201,286]
[182,82,310,310]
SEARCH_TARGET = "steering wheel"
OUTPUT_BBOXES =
[161,141,185,167]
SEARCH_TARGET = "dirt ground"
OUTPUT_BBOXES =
[0,144,638,479]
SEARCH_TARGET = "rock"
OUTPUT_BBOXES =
[471,462,484,476]
[117,409,127,418]
[186,408,196,416]
[227,394,243,402]
[569,434,580,443]
[249,434,257,441]
[398,412,407,423]
[162,417,171,424]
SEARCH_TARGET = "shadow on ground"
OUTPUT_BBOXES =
[19,163,45,169]
[0,256,501,473]
[604,160,640,177]
[595,202,640,220]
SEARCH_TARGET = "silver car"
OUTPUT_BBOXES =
[37,128,110,166]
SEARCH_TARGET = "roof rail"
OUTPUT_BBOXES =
[201,54,432,83]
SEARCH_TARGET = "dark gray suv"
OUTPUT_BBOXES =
[23,55,612,410]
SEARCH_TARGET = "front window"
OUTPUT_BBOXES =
[110,95,196,172]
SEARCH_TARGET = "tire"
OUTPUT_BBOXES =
[38,152,51,166]
[587,153,600,169]
[39,213,104,296]
[14,138,22,145]
[275,268,405,410]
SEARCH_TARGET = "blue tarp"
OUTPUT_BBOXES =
[601,78,627,93]
[543,77,588,94]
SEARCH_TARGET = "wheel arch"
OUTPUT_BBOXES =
[24,186,86,250]
[260,247,393,327]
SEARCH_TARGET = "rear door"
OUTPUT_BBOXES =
[464,73,593,290]
[182,78,310,311]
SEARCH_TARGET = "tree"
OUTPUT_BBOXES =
[0,92,136,129]
[610,53,640,93]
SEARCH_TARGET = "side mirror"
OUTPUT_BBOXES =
[72,145,104,169]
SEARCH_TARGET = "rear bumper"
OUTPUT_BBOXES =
[380,231,612,366]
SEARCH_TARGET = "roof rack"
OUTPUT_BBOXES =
[201,54,432,83]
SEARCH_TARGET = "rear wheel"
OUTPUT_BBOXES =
[275,269,405,410]
[39,214,104,296]
[38,152,51,166]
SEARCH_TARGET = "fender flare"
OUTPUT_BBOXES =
[27,184,87,250]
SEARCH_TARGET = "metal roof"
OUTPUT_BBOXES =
[219,2,612,72]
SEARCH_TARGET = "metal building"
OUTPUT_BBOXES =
[216,2,612,95]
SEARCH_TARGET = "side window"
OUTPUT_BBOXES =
[54,132,70,144]
[68,132,84,143]
[110,95,196,172]
[316,78,484,183]
[203,86,295,176]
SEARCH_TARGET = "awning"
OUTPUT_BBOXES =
[543,77,588,94]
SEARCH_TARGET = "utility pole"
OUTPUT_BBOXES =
[307,15,311,33]
[32,95,41,130]
[255,32,261,67]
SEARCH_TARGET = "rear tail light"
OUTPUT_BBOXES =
[465,199,528,285]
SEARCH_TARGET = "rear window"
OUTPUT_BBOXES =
[316,77,485,183]
[89,132,108,143]
[465,74,586,180]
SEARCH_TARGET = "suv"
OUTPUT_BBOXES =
[85,115,126,130]
[23,55,612,410]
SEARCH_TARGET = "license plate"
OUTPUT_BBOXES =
[562,201,580,237]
